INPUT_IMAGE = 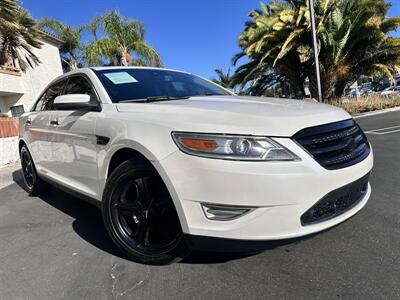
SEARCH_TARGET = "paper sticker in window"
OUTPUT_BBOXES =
[104,72,138,84]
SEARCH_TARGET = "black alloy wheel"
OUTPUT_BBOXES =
[21,148,34,189]
[20,145,50,195]
[102,158,190,265]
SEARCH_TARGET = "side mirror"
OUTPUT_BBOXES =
[53,94,100,111]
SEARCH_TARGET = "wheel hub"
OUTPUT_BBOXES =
[110,174,181,255]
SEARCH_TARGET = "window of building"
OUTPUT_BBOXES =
[10,105,25,117]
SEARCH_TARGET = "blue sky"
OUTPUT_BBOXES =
[23,0,400,79]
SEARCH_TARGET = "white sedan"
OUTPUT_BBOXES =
[19,67,373,264]
[381,86,400,96]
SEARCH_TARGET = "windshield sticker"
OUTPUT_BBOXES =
[104,72,138,84]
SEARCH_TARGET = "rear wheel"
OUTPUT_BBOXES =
[20,145,50,196]
[102,158,190,265]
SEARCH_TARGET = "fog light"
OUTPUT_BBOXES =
[201,203,255,221]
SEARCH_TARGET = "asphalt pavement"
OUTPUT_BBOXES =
[0,110,399,299]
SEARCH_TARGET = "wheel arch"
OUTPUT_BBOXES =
[101,143,189,232]
[106,148,149,179]
[18,138,27,153]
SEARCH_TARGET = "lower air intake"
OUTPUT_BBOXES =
[301,173,370,226]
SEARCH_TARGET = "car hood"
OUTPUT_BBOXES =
[116,95,351,136]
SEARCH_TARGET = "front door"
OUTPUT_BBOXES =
[47,75,101,199]
[26,79,66,173]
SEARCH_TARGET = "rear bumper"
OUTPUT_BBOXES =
[154,138,373,243]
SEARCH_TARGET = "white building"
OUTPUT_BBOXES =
[0,31,63,116]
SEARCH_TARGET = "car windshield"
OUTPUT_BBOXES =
[94,68,231,103]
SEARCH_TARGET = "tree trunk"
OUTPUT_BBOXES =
[288,75,306,99]
[120,51,132,67]
[335,77,353,98]
[0,41,6,66]
[120,55,128,66]
[280,55,306,99]
[308,72,320,101]
[322,79,336,102]
[0,37,13,66]
[308,72,338,102]
[119,51,132,66]
[69,58,78,70]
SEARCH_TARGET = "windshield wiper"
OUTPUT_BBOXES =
[192,93,230,97]
[146,96,190,102]
[118,96,190,103]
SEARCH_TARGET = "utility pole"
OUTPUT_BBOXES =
[309,0,323,102]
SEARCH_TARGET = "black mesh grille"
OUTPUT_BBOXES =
[293,119,370,170]
[301,173,370,225]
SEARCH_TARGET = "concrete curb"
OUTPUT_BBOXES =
[354,106,400,119]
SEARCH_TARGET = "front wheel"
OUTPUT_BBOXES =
[102,158,190,265]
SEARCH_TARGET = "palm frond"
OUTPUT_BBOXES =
[0,4,42,71]
[232,0,400,100]
[84,10,163,67]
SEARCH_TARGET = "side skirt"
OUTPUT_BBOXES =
[39,175,102,209]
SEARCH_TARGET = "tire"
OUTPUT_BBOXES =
[20,144,51,196]
[102,158,190,265]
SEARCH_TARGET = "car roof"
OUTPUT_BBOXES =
[90,66,191,74]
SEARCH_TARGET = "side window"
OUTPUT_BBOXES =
[34,80,66,111]
[33,95,45,111]
[64,76,98,102]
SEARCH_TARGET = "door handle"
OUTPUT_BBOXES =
[50,119,59,126]
[26,119,31,125]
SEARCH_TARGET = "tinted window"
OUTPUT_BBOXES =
[94,69,230,103]
[64,76,98,102]
[34,80,66,111]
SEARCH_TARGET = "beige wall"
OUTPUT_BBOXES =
[0,94,23,115]
[0,38,63,116]
[23,39,64,101]
[0,73,24,95]
[0,136,19,165]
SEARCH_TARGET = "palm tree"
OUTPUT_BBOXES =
[85,10,163,67]
[0,2,42,71]
[0,0,18,27]
[212,68,233,88]
[231,1,309,98]
[37,18,83,71]
[233,0,400,101]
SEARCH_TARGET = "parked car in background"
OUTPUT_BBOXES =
[374,83,388,92]
[381,86,400,96]
[346,89,361,97]
[360,88,374,96]
[19,67,373,264]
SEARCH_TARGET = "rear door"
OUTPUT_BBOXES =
[25,79,67,173]
[48,74,101,199]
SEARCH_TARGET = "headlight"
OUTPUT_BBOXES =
[171,132,300,161]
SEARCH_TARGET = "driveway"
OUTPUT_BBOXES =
[0,110,399,299]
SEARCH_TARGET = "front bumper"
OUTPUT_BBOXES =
[154,137,373,243]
